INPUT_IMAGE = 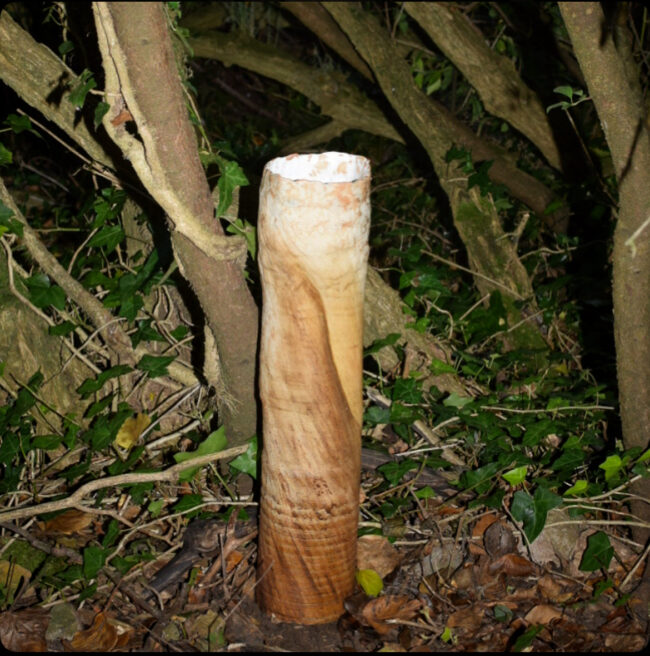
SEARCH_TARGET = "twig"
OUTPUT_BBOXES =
[0,444,247,523]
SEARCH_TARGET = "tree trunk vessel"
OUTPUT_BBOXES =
[256,152,370,624]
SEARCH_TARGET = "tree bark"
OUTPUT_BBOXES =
[323,2,547,360]
[560,0,650,626]
[92,2,259,445]
[188,25,567,232]
[403,2,562,171]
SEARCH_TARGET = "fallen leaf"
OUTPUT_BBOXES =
[488,553,536,577]
[62,612,133,651]
[0,560,31,595]
[38,509,93,536]
[111,108,134,126]
[0,608,49,652]
[524,604,563,625]
[356,569,383,597]
[357,534,401,577]
[115,413,151,449]
[446,605,485,632]
[361,595,423,635]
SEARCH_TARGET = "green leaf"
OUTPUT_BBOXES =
[493,604,514,623]
[174,426,228,481]
[0,142,13,166]
[58,40,74,55]
[460,462,500,494]
[24,273,66,310]
[94,101,110,129]
[172,493,203,514]
[102,519,120,548]
[580,531,614,571]
[170,325,189,341]
[522,419,556,446]
[67,69,97,109]
[511,487,562,543]
[130,319,166,348]
[443,392,472,409]
[390,401,421,424]
[563,479,588,496]
[378,459,418,485]
[599,454,623,481]
[356,569,383,597]
[83,545,108,580]
[32,435,62,450]
[148,499,164,518]
[553,85,575,100]
[77,364,132,398]
[48,320,76,336]
[364,406,390,425]
[415,486,436,499]
[4,114,38,136]
[0,201,23,237]
[136,354,176,378]
[392,378,422,404]
[637,449,650,464]
[87,225,125,252]
[364,333,400,355]
[215,157,249,217]
[430,358,456,375]
[229,435,258,479]
[502,465,527,486]
[512,625,543,652]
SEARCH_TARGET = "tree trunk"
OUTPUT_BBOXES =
[93,2,259,445]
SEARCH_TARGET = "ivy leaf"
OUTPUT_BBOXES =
[502,465,527,486]
[136,354,176,378]
[364,333,400,355]
[0,142,12,166]
[48,320,76,336]
[443,392,473,409]
[580,531,614,571]
[68,69,97,109]
[511,487,562,543]
[0,201,23,237]
[229,435,258,478]
[83,545,108,580]
[378,459,418,485]
[172,493,203,515]
[94,101,110,129]
[77,364,132,398]
[563,479,588,496]
[599,454,623,482]
[24,273,66,310]
[86,225,125,252]
[364,406,390,425]
[174,426,228,482]
[216,157,249,217]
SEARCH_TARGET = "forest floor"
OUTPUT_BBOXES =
[0,431,647,652]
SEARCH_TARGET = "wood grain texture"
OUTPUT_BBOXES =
[257,153,370,623]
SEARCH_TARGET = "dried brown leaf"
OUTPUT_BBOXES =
[357,534,401,578]
[0,608,49,652]
[62,612,133,652]
[38,509,93,536]
[488,553,536,577]
[446,605,485,632]
[524,603,563,625]
[360,595,423,635]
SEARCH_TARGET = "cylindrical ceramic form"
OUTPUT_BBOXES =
[256,152,371,624]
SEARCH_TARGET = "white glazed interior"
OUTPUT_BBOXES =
[266,152,370,183]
